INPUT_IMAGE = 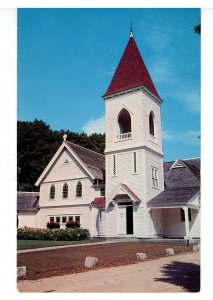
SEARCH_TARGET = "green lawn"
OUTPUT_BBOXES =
[17,238,106,250]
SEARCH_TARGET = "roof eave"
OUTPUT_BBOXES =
[102,85,163,105]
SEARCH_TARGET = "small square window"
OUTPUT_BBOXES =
[75,216,80,222]
[62,216,67,223]
[56,217,60,223]
[68,216,73,221]
[50,217,54,222]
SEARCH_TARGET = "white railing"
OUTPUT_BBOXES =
[117,132,132,140]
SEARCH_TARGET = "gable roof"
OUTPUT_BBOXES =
[120,184,141,203]
[35,141,105,186]
[91,197,105,209]
[163,158,200,190]
[65,141,105,180]
[103,36,160,99]
[17,192,40,212]
[147,158,200,208]
[109,183,141,205]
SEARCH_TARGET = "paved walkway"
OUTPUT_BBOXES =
[17,252,200,293]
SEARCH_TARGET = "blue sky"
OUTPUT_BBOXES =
[18,8,200,161]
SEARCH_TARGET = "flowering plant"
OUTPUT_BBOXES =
[65,220,80,228]
[46,221,60,229]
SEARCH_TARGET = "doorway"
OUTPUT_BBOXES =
[126,206,133,234]
[118,203,133,235]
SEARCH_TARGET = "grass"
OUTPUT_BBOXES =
[17,238,106,250]
[17,242,193,280]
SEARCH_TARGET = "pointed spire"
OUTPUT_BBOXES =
[103,33,160,99]
[130,21,133,37]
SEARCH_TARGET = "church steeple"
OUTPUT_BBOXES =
[103,32,160,99]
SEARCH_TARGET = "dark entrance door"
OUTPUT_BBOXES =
[126,206,133,234]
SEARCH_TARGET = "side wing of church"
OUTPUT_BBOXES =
[17,29,200,240]
[32,140,106,237]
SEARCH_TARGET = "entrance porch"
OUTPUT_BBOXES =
[147,188,200,239]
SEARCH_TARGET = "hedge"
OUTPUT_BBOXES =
[17,227,90,241]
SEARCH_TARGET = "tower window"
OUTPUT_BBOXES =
[152,167,158,188]
[76,182,82,197]
[149,112,155,136]
[117,108,132,139]
[62,183,68,198]
[113,155,116,176]
[49,185,55,199]
[133,152,137,173]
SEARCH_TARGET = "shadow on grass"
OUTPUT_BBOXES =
[155,261,200,292]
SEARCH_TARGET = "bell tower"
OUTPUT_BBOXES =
[103,29,164,237]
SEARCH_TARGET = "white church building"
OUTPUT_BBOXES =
[17,30,200,240]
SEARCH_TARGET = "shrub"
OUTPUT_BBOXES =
[17,227,90,241]
[65,220,80,229]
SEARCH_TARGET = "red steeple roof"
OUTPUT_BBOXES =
[103,36,160,98]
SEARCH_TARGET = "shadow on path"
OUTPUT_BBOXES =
[155,261,200,292]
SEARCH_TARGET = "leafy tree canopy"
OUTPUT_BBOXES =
[17,119,105,191]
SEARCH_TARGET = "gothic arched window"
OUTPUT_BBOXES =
[62,183,68,198]
[76,182,82,197]
[149,112,155,136]
[118,108,131,135]
[50,185,55,199]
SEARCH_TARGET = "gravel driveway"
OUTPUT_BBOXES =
[17,252,200,293]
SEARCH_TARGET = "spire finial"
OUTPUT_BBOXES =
[130,21,133,37]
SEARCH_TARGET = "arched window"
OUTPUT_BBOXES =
[76,182,82,197]
[149,112,155,136]
[62,183,68,198]
[118,108,131,134]
[50,185,55,199]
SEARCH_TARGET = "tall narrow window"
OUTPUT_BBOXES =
[133,152,137,173]
[149,112,155,136]
[76,182,82,197]
[152,167,158,188]
[113,155,116,176]
[100,188,105,197]
[155,169,158,188]
[62,183,68,198]
[50,185,55,199]
[152,168,155,187]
